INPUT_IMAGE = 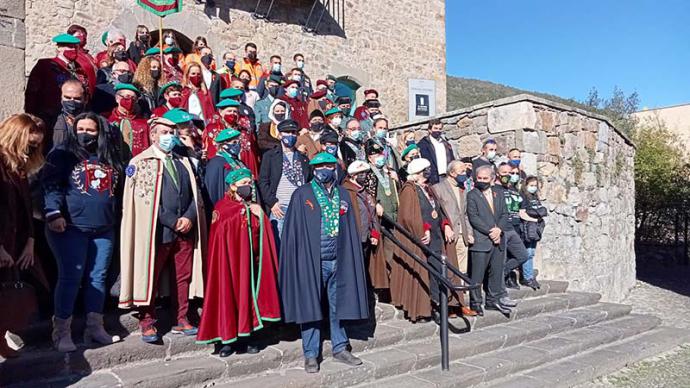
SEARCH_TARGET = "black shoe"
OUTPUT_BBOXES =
[333,350,362,366]
[505,273,520,290]
[304,357,320,373]
[485,302,512,315]
[499,297,518,307]
[219,344,233,358]
[522,278,541,290]
[431,309,441,325]
[471,305,484,317]
[246,344,260,354]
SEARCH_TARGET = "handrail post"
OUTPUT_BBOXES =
[440,255,449,371]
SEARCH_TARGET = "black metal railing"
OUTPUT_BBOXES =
[303,0,345,33]
[379,213,480,370]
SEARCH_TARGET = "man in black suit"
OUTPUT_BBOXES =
[465,165,518,316]
[417,118,455,185]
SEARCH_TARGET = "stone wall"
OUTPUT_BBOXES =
[392,94,636,302]
[24,0,447,122]
[0,0,26,119]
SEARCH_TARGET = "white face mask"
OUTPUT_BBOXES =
[297,60,305,70]
[331,117,342,127]
[164,36,174,46]
[487,150,497,161]
[527,185,538,194]
[272,63,281,73]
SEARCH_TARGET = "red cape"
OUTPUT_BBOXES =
[107,109,150,157]
[204,119,260,177]
[196,197,281,344]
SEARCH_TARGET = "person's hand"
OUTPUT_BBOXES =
[271,203,285,219]
[421,230,431,245]
[179,135,194,148]
[175,217,193,234]
[444,225,455,243]
[376,203,384,217]
[370,237,379,246]
[299,128,309,136]
[0,245,14,268]
[297,144,307,154]
[249,203,263,218]
[48,217,67,233]
[201,147,208,161]
[15,239,35,271]
[489,227,501,241]
[388,170,398,181]
[467,234,475,245]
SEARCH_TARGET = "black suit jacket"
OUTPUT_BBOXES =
[417,135,455,185]
[258,147,312,211]
[466,186,510,252]
[158,155,197,244]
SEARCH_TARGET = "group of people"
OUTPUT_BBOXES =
[0,24,548,374]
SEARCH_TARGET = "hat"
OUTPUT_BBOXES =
[148,116,175,128]
[225,168,252,185]
[310,152,338,166]
[163,108,193,124]
[160,81,182,95]
[163,46,182,54]
[100,31,108,46]
[215,129,241,143]
[283,80,299,88]
[52,33,80,45]
[320,129,339,144]
[401,144,419,160]
[347,160,370,175]
[114,83,140,94]
[145,47,161,56]
[310,89,327,99]
[407,158,431,176]
[316,79,327,87]
[460,156,474,164]
[277,119,299,132]
[364,99,381,108]
[336,96,351,105]
[363,89,379,97]
[310,109,325,120]
[324,107,342,117]
[326,74,336,81]
[365,139,384,156]
[220,88,244,99]
[216,99,241,108]
[268,74,283,84]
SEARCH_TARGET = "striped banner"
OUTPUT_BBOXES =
[136,0,182,17]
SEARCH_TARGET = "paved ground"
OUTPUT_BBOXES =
[581,260,690,387]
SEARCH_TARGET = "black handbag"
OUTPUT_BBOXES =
[0,269,38,331]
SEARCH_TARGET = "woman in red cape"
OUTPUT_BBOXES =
[196,168,281,356]
[204,99,260,177]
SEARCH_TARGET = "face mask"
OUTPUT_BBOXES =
[164,36,174,46]
[274,113,286,122]
[487,150,497,161]
[77,132,98,150]
[62,100,84,116]
[286,88,298,98]
[351,130,364,142]
[225,60,235,70]
[500,175,511,185]
[113,51,128,61]
[330,117,342,127]
[455,174,468,186]
[341,107,350,115]
[223,112,239,126]
[475,181,491,191]
[272,63,281,73]
[405,139,416,147]
[138,33,149,43]
[281,134,297,148]
[117,72,133,84]
[310,123,323,132]
[373,155,386,169]
[247,52,257,61]
[200,55,213,67]
[268,86,279,97]
[189,74,202,87]
[240,79,251,88]
[151,69,161,79]
[510,174,520,184]
[375,129,387,139]
[527,185,538,194]
[430,131,443,139]
[292,75,302,82]
[325,144,338,156]
[224,143,241,156]
[236,185,253,201]
[421,168,431,180]
[509,159,521,167]
[158,133,177,152]
[355,174,367,186]
[296,60,305,69]
[168,95,183,108]
[119,96,135,112]
[63,49,78,62]
[314,168,335,184]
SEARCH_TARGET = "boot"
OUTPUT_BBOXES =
[52,316,77,353]
[84,312,121,345]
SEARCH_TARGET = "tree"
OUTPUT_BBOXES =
[583,86,640,136]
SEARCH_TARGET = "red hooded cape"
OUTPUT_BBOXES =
[196,197,281,344]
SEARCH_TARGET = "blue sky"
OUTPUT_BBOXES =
[446,0,690,109]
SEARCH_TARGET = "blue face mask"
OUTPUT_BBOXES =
[222,142,241,157]
[158,133,177,152]
[455,174,468,186]
[325,144,338,156]
[281,134,297,148]
[351,130,364,141]
[374,155,386,169]
[375,129,387,139]
[314,168,335,184]
[405,139,416,147]
[509,159,521,167]
[225,61,235,70]
[510,174,520,184]
[286,88,298,98]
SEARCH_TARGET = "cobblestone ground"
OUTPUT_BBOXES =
[582,260,690,387]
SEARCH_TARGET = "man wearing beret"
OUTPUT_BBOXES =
[220,87,258,133]
[296,110,325,160]
[336,96,354,131]
[204,99,260,177]
[152,81,184,118]
[203,128,252,207]
[279,152,369,373]
[281,80,309,129]
[107,83,150,157]
[354,89,379,122]
[259,119,312,245]
[359,99,383,133]
[307,89,332,117]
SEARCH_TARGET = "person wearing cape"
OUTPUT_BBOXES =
[279,152,369,374]
[203,128,253,207]
[196,168,281,357]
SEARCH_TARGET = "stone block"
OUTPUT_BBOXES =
[562,133,577,159]
[547,137,561,156]
[575,206,589,222]
[487,102,537,133]
[413,362,485,387]
[69,372,122,388]
[113,356,226,388]
[538,161,557,177]
[0,0,24,19]
[224,347,283,378]
[360,348,417,379]
[0,45,23,119]
[537,110,556,132]
[523,360,595,385]
[521,152,537,176]
[455,134,482,157]
[597,121,610,151]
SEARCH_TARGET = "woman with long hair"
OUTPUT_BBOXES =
[184,36,208,72]
[0,114,47,358]
[133,56,167,114]
[128,25,150,65]
[42,112,124,352]
[181,62,215,124]
[518,176,546,290]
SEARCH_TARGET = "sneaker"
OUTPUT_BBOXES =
[141,326,159,343]
[304,357,319,373]
[333,350,362,366]
[505,272,520,289]
[171,320,198,336]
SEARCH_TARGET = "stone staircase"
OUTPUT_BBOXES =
[2,281,689,387]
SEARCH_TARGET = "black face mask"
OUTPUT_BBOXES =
[430,131,443,139]
[225,60,235,70]
[200,55,213,67]
[236,185,253,201]
[355,174,368,187]
[247,52,257,61]
[77,132,98,151]
[310,123,323,132]
[475,181,491,191]
[268,86,279,97]
[62,100,84,116]
[113,51,128,61]
[138,33,149,43]
[117,72,133,84]
[274,113,286,122]
[151,69,161,80]
[421,168,431,180]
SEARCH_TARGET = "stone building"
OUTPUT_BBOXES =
[392,94,637,302]
[22,0,447,122]
[0,0,27,119]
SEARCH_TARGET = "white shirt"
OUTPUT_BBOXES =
[187,93,203,121]
[202,69,213,90]
[430,136,448,175]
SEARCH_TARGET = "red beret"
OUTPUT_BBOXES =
[316,79,327,87]
[310,89,327,99]
[283,80,299,88]
[364,89,379,97]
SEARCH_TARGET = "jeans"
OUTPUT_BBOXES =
[523,241,537,280]
[269,204,288,249]
[300,260,349,359]
[46,225,114,319]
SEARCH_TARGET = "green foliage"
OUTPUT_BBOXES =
[583,86,639,136]
[573,154,584,183]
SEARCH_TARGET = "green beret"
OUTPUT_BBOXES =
[225,168,252,185]
[324,107,342,117]
[101,31,108,46]
[159,81,181,95]
[52,33,81,45]
[163,108,193,124]
[326,74,336,81]
[220,88,244,99]
[401,144,419,159]
[310,152,338,166]
[163,46,182,54]
[215,129,241,143]
[145,47,161,56]
[216,99,241,108]
[114,83,141,94]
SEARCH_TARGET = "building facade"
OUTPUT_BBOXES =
[633,103,690,156]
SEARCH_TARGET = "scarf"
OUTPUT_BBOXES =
[370,164,392,196]
[282,151,305,187]
[311,180,340,237]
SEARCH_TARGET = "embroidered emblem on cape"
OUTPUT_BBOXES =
[339,200,348,216]
[126,164,137,177]
[134,159,158,204]
[71,162,117,196]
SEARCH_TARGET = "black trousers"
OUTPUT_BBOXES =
[469,247,506,306]
[504,229,529,276]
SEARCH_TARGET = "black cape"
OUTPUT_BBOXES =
[204,155,233,206]
[279,183,369,324]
